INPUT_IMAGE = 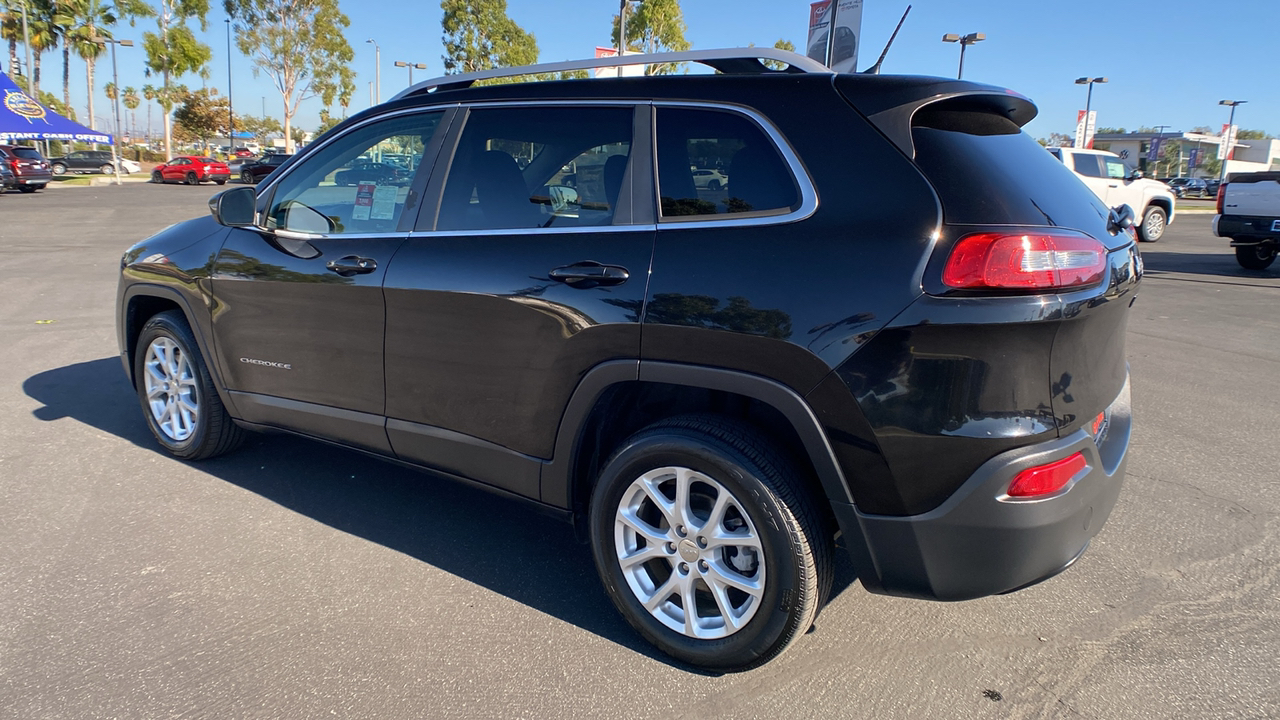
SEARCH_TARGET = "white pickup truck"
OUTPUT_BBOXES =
[1049,147,1176,242]
[1213,172,1280,269]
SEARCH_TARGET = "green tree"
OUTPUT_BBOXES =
[1237,129,1274,140]
[224,0,355,154]
[59,0,150,143]
[762,38,794,70]
[314,107,342,137]
[440,0,537,75]
[142,0,212,158]
[237,113,280,146]
[1198,147,1221,179]
[610,0,689,74]
[171,85,229,148]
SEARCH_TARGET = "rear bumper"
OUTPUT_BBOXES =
[837,373,1131,601]
[1214,214,1279,240]
[17,172,52,185]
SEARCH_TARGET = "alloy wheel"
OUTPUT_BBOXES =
[143,337,199,442]
[614,466,766,640]
[1145,210,1164,239]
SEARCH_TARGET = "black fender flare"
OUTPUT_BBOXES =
[119,283,240,417]
[540,360,874,573]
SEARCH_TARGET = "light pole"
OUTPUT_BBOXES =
[1074,76,1107,148]
[394,61,427,87]
[20,0,33,95]
[96,37,133,186]
[942,32,984,79]
[366,39,381,105]
[226,18,234,151]
[1218,100,1246,182]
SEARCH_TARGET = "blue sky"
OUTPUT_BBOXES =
[22,0,1279,140]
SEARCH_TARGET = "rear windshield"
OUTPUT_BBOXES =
[911,108,1109,234]
[10,147,43,159]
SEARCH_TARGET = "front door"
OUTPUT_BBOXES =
[210,108,452,453]
[381,103,654,498]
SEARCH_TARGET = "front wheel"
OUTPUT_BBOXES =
[708,179,722,191]
[51,163,67,175]
[589,415,831,671]
[1139,205,1167,242]
[134,310,244,460]
[151,171,163,183]
[99,163,114,174]
[1236,244,1277,270]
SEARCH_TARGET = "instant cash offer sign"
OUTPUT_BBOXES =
[0,71,112,144]
[807,0,863,73]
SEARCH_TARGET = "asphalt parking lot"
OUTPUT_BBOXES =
[2,185,1277,719]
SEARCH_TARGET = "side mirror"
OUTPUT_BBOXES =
[1128,169,1144,180]
[209,186,257,227]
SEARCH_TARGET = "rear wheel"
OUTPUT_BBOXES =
[589,415,831,671]
[134,310,244,460]
[1236,245,1277,270]
[1139,205,1167,242]
[18,185,39,193]
[99,163,114,174]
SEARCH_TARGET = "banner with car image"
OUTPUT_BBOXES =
[807,0,862,73]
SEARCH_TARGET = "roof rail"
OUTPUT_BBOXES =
[390,48,832,101]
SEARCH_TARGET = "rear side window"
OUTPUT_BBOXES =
[911,108,1110,231]
[1072,153,1104,177]
[437,105,634,231]
[655,107,798,219]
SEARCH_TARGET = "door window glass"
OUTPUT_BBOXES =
[655,107,799,218]
[436,105,634,231]
[1072,153,1104,177]
[1103,158,1127,179]
[266,111,444,235]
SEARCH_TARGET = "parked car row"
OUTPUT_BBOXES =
[48,150,141,176]
[1163,176,1221,199]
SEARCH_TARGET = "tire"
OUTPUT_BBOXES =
[214,179,226,186]
[1236,245,1277,270]
[1139,205,1167,242]
[185,172,199,186]
[152,171,164,184]
[241,170,253,184]
[18,185,38,193]
[99,163,114,174]
[708,179,722,191]
[51,163,67,175]
[588,415,832,671]
[133,310,244,460]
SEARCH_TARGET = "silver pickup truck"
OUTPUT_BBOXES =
[1214,172,1280,269]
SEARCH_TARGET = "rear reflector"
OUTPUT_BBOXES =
[943,232,1107,290]
[1007,452,1088,498]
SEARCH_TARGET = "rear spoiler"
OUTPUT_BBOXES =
[834,75,1038,159]
[1225,172,1280,183]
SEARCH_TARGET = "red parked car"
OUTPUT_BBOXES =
[152,156,230,186]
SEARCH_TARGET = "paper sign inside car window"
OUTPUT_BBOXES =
[353,183,376,221]
[371,185,398,220]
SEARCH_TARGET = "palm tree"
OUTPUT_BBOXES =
[122,84,137,140]
[25,0,59,92]
[141,82,154,145]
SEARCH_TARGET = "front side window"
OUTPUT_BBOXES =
[655,107,799,219]
[436,105,634,231]
[266,111,444,235]
[1104,158,1127,179]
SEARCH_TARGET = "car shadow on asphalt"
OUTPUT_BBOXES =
[1138,249,1280,280]
[24,357,858,673]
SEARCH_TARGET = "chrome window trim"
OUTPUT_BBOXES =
[409,223,657,239]
[652,101,818,229]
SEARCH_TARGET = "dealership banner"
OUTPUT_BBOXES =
[1220,124,1238,161]
[806,0,863,73]
[1074,110,1096,149]
[1147,136,1163,162]
[1187,148,1199,168]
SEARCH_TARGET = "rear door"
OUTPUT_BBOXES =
[381,103,653,499]
[1067,151,1115,204]
[209,108,453,453]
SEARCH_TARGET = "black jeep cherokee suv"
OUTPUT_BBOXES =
[116,49,1139,670]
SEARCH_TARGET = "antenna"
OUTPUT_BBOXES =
[862,5,912,75]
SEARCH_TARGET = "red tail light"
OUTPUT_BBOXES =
[1006,452,1088,498]
[943,232,1107,291]
[1216,183,1227,214]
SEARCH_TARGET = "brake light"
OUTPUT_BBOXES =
[1006,452,1088,498]
[1216,183,1227,214]
[943,232,1107,290]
